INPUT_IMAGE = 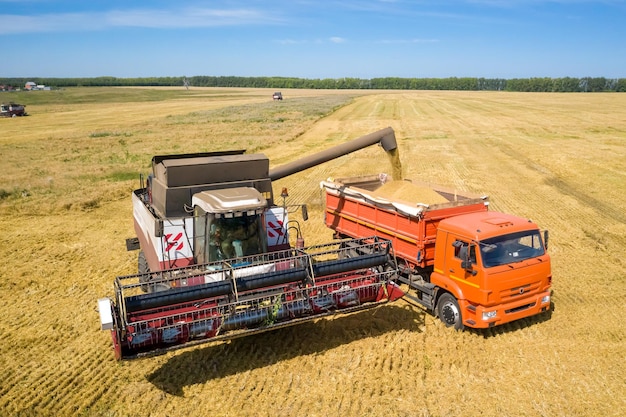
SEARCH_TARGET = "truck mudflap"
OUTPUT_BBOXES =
[100,237,402,360]
[460,290,552,328]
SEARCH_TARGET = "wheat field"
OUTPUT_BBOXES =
[0,88,625,417]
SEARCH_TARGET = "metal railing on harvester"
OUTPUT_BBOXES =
[109,237,401,359]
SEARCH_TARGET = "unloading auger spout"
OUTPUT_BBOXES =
[268,127,398,181]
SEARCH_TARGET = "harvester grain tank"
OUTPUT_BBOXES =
[321,175,552,329]
[98,128,404,359]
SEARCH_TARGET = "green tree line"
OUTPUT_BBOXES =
[1,76,624,92]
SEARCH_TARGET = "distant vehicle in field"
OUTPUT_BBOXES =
[272,92,283,100]
[0,103,27,117]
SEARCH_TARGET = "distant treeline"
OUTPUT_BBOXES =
[2,76,625,92]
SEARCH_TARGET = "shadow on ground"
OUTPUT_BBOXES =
[147,303,424,395]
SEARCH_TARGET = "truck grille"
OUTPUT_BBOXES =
[500,281,541,303]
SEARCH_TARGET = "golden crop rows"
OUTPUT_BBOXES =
[0,88,624,417]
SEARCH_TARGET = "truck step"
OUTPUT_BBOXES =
[397,276,435,294]
[396,276,435,310]
[401,291,433,310]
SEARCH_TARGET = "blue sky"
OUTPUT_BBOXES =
[1,0,625,79]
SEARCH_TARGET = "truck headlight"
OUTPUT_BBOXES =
[482,311,497,320]
[541,295,550,304]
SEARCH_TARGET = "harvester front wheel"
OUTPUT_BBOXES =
[138,251,151,292]
[437,293,464,330]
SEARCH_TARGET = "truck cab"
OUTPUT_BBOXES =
[432,211,552,329]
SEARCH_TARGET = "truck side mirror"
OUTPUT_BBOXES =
[461,260,478,276]
[301,204,308,221]
[544,230,549,250]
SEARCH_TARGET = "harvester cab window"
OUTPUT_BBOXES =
[204,215,265,261]
[193,207,209,264]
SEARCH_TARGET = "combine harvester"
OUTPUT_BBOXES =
[0,102,27,117]
[99,127,552,360]
[98,128,405,360]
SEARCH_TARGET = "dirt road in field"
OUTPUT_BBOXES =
[1,89,624,417]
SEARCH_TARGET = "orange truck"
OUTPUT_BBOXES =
[321,175,552,329]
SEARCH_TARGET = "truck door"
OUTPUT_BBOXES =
[447,238,482,298]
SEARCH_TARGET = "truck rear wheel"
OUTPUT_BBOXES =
[437,293,464,330]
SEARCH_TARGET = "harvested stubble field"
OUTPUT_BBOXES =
[0,87,625,417]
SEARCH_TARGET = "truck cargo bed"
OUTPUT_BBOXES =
[321,175,489,269]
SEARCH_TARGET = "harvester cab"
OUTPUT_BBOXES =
[192,187,269,262]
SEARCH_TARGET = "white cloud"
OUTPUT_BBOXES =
[0,7,282,34]
[0,13,104,34]
[376,38,440,44]
[276,39,307,45]
[106,8,277,29]
[329,36,346,43]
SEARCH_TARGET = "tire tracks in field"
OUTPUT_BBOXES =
[485,138,625,333]
[8,343,112,416]
[492,140,626,225]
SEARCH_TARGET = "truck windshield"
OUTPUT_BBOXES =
[479,230,545,268]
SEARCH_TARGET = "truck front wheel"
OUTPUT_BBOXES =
[437,293,464,330]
